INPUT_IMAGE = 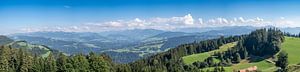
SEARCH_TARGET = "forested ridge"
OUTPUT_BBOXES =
[0,28,290,72]
[121,28,284,72]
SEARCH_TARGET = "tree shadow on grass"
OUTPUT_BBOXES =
[247,55,273,63]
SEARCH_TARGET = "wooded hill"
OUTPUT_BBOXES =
[0,28,291,72]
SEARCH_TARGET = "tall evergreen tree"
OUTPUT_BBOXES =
[88,52,110,72]
[72,54,89,72]
[32,54,43,72]
[18,49,33,72]
[0,46,9,72]
[57,53,68,72]
[44,53,57,72]
[276,51,288,72]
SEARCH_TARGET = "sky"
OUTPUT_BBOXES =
[1,0,300,34]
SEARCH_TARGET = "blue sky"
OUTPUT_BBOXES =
[1,0,300,34]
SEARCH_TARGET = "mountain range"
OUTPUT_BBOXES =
[7,26,300,63]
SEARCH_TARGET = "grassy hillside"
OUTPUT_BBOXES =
[182,37,300,72]
[229,60,275,71]
[182,42,237,64]
[281,37,300,65]
[201,60,275,72]
[8,41,53,57]
[225,37,300,72]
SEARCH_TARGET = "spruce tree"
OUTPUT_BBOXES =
[44,53,57,72]
[0,46,9,72]
[57,53,68,72]
[88,52,110,72]
[72,54,89,72]
[276,51,288,72]
[18,48,33,72]
[32,54,43,72]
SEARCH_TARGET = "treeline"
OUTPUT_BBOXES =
[0,45,114,72]
[284,32,300,37]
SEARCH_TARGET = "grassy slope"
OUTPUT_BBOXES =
[186,37,300,72]
[229,60,275,71]
[202,60,275,72]
[7,41,52,58]
[223,37,300,72]
[182,42,237,64]
[281,37,300,65]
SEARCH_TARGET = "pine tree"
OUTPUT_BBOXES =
[32,54,43,72]
[7,46,17,72]
[276,51,288,72]
[0,46,9,72]
[17,48,33,72]
[72,54,89,72]
[88,52,110,72]
[44,53,57,72]
[57,53,68,72]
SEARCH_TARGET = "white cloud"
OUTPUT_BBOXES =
[19,14,300,33]
[198,18,203,24]
[183,14,194,25]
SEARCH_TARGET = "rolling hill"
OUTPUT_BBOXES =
[10,29,244,63]
[180,36,300,72]
[182,42,237,64]
[0,36,57,57]
[10,27,298,64]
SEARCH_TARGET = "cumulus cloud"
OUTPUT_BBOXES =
[20,14,299,33]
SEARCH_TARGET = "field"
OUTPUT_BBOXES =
[226,37,300,71]
[281,37,300,65]
[182,42,237,64]
[223,37,300,71]
[183,37,300,72]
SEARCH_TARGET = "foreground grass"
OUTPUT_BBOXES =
[182,42,237,64]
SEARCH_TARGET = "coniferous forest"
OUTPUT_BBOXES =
[0,28,291,72]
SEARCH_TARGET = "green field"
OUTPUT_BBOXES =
[225,37,300,72]
[182,42,237,64]
[183,37,300,72]
[281,37,300,65]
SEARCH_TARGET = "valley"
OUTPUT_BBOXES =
[9,27,255,63]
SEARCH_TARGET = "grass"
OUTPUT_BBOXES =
[200,59,276,72]
[223,37,300,72]
[182,42,237,64]
[230,60,275,71]
[281,37,300,65]
[183,37,300,71]
[201,67,233,72]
